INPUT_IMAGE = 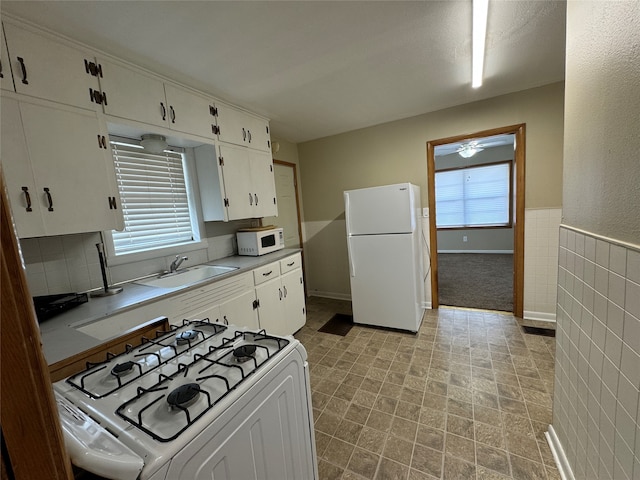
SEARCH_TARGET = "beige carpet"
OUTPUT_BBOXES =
[437,253,513,312]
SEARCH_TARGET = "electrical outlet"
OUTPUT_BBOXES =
[463,236,468,242]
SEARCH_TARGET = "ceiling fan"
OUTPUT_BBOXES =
[435,134,515,158]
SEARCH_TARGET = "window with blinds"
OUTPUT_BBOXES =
[435,162,512,228]
[109,140,197,255]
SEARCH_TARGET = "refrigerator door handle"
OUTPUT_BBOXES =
[347,235,355,277]
[344,192,355,277]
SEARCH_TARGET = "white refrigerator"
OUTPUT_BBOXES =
[344,183,425,332]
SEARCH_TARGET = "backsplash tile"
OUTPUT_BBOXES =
[552,225,640,479]
[19,222,251,296]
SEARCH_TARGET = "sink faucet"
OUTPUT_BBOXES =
[169,255,188,273]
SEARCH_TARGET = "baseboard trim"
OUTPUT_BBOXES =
[308,291,351,301]
[523,310,557,322]
[545,425,575,480]
[437,250,514,254]
[421,302,432,309]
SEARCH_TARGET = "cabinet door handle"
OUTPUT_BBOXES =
[247,130,252,143]
[43,187,54,211]
[283,285,287,297]
[160,102,166,121]
[17,57,28,84]
[223,315,228,325]
[279,288,283,300]
[0,60,4,78]
[249,193,253,205]
[21,187,32,212]
[242,128,246,141]
[262,270,272,277]
[287,261,294,267]
[254,193,258,205]
[170,105,176,123]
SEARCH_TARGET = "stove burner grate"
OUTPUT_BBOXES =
[175,329,200,345]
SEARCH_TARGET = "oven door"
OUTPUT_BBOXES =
[56,393,144,480]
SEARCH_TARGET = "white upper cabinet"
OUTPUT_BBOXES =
[97,58,218,139]
[97,58,168,129]
[163,83,218,139]
[2,21,102,110]
[1,24,13,92]
[195,143,277,222]
[215,102,271,153]
[1,94,124,238]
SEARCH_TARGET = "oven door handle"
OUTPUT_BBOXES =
[56,393,144,480]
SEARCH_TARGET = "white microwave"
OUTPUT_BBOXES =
[236,227,284,256]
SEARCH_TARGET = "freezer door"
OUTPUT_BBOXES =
[344,183,416,235]
[348,234,422,332]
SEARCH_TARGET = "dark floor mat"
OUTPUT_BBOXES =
[318,313,353,336]
[522,325,556,337]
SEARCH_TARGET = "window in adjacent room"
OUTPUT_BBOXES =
[104,137,205,263]
[435,161,512,228]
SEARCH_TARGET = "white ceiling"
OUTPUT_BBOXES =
[1,1,566,143]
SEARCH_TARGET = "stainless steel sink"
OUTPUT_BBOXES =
[134,265,238,288]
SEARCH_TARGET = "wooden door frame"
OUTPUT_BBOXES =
[426,123,526,317]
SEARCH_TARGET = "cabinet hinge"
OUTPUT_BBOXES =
[108,196,118,210]
[89,88,107,105]
[84,60,103,78]
[209,105,218,116]
[97,135,107,149]
[218,156,224,166]
[252,299,260,309]
[270,165,273,172]
[212,125,220,135]
[267,140,270,149]
[273,197,276,205]
[266,125,269,134]
[224,198,229,207]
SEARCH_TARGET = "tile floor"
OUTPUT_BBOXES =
[294,297,560,480]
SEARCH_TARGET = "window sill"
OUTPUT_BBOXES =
[104,239,209,267]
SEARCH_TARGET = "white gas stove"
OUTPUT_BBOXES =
[54,317,318,480]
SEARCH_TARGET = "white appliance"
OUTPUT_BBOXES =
[236,226,284,256]
[54,318,318,480]
[344,183,425,332]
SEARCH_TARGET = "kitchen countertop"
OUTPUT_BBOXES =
[39,249,302,366]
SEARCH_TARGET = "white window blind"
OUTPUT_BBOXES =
[110,141,196,255]
[435,162,511,228]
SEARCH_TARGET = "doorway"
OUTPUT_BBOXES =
[262,160,303,249]
[426,124,526,317]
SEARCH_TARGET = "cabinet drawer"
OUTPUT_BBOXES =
[280,254,301,274]
[253,261,280,285]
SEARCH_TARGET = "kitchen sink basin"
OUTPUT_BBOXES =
[134,265,238,288]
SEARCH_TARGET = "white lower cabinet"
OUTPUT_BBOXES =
[167,272,257,330]
[254,253,306,336]
[219,290,259,330]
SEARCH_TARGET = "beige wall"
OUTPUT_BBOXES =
[561,3,640,243]
[298,83,565,297]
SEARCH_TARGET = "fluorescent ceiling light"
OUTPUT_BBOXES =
[472,0,489,88]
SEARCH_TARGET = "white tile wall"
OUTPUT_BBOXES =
[20,228,244,296]
[553,226,640,480]
[524,207,562,320]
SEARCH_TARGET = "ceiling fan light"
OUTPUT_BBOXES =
[458,144,484,158]
[140,134,168,154]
